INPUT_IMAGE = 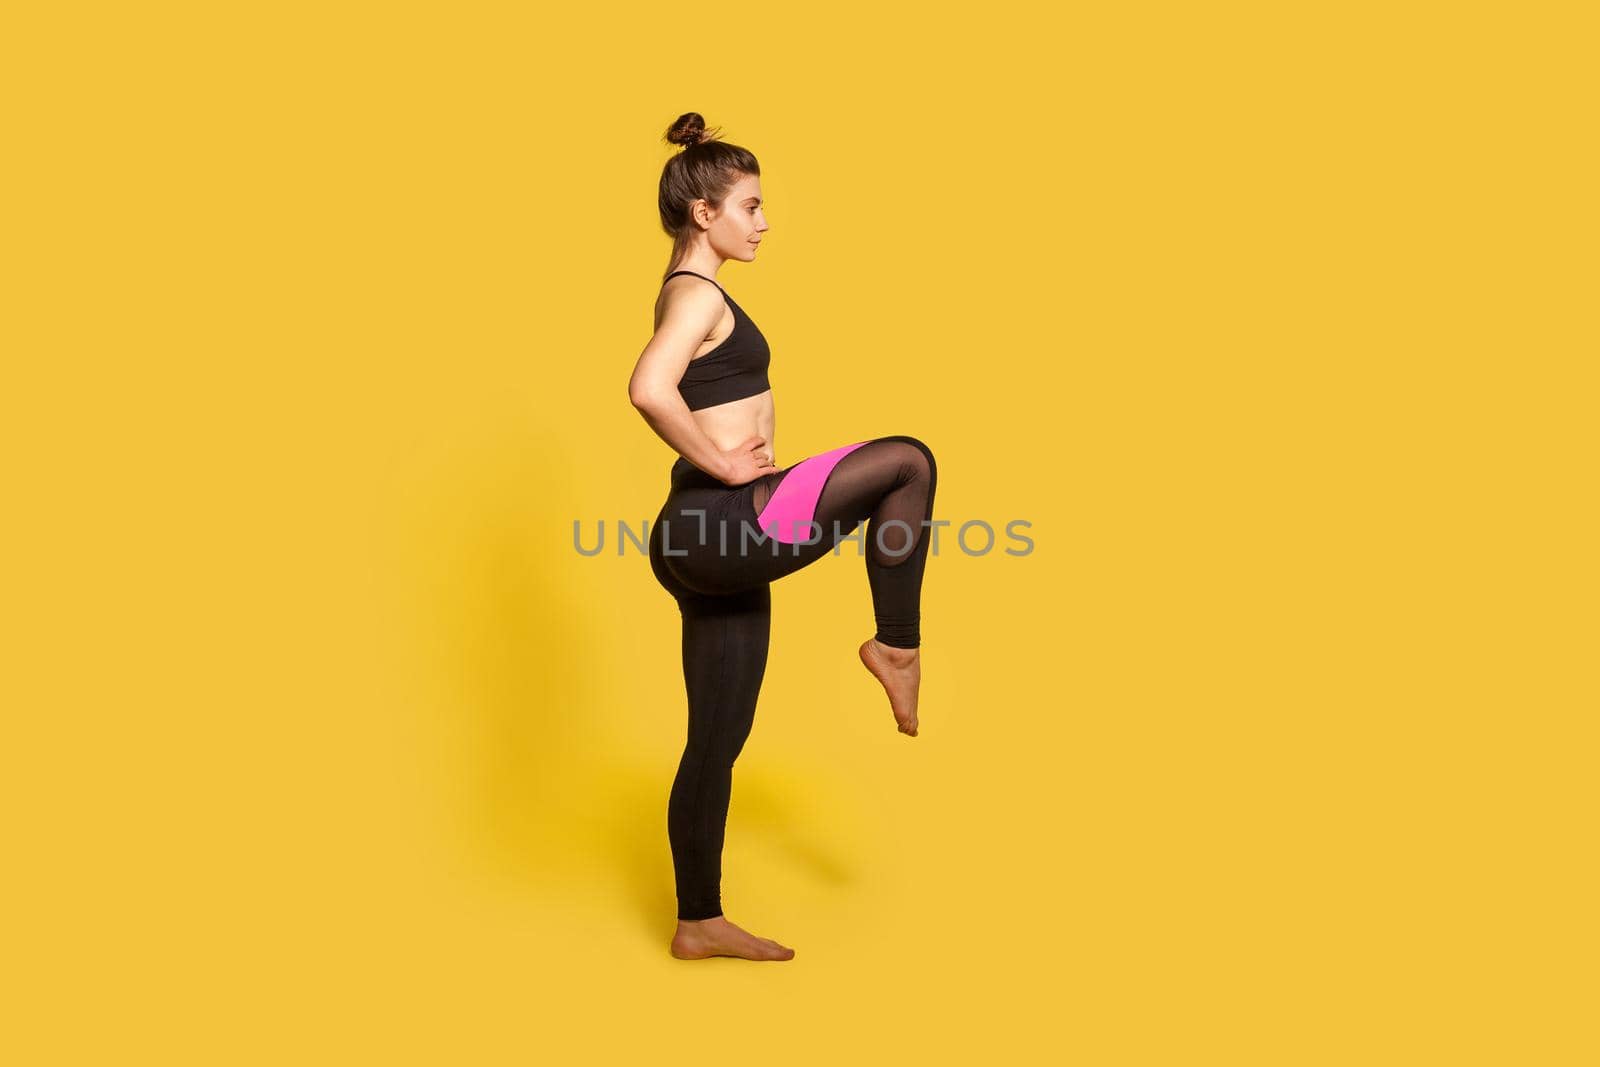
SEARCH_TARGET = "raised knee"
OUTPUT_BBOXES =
[892,435,936,480]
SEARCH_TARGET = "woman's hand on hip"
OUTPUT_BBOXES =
[718,435,777,486]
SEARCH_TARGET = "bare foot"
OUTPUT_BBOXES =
[670,915,796,961]
[858,638,920,736]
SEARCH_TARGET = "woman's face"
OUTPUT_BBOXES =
[699,172,768,262]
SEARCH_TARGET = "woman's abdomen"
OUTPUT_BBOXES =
[690,390,774,460]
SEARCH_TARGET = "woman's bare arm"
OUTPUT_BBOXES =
[629,281,773,485]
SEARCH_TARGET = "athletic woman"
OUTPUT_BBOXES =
[629,113,939,962]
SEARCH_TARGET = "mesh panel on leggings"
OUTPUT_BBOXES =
[805,436,936,649]
[805,439,934,568]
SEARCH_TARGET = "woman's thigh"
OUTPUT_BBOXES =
[659,438,910,593]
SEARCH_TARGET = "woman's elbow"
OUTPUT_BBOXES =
[629,382,672,413]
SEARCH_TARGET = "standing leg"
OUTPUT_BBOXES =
[651,507,794,960]
[666,584,771,921]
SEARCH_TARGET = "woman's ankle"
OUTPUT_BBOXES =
[677,913,725,926]
[868,637,919,662]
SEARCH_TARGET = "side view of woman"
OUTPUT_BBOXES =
[629,113,939,962]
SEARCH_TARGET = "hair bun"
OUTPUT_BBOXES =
[665,112,718,149]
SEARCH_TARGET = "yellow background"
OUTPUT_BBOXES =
[4,2,1595,1063]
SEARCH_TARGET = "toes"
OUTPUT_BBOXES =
[754,936,794,956]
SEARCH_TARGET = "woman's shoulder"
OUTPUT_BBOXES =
[654,274,730,329]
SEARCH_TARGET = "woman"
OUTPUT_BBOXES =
[629,113,939,962]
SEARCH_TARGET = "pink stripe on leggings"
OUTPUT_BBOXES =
[756,440,870,544]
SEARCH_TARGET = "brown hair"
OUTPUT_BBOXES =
[658,112,760,279]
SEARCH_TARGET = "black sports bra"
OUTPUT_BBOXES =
[663,269,772,411]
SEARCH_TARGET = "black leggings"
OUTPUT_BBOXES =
[647,435,938,920]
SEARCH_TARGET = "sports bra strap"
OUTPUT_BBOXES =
[663,269,725,292]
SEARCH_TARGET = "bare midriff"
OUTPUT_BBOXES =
[691,390,775,467]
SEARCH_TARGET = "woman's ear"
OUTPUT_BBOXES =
[692,198,712,229]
